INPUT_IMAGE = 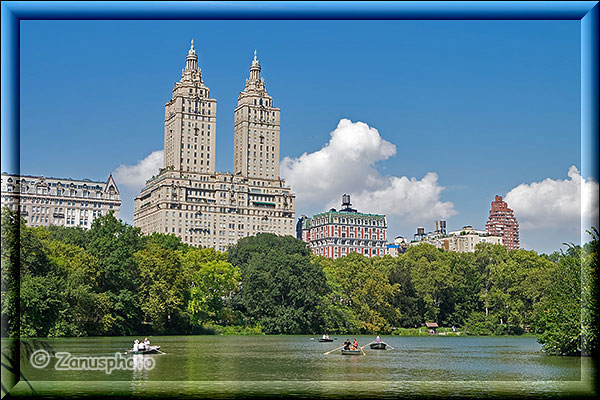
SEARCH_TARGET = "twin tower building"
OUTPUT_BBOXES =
[133,41,295,251]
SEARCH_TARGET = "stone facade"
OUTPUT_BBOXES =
[1,173,120,228]
[485,195,520,250]
[163,40,217,173]
[301,195,387,259]
[134,42,295,251]
[233,51,281,180]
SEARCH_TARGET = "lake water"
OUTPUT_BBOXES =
[5,335,597,398]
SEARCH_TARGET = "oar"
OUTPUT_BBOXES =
[360,340,375,349]
[359,340,376,355]
[324,345,345,355]
[381,341,395,350]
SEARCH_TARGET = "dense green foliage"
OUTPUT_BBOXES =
[533,229,599,356]
[1,207,597,356]
[228,234,327,334]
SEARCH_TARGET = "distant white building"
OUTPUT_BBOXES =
[410,225,503,253]
[1,172,120,229]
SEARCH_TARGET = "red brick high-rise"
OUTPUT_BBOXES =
[485,195,520,250]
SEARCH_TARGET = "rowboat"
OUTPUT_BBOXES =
[318,338,334,342]
[126,346,160,354]
[370,342,387,350]
[341,349,362,355]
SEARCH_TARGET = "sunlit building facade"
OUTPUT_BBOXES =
[1,172,120,228]
[301,195,387,259]
[485,195,520,250]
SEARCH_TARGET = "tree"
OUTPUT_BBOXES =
[19,273,65,337]
[445,251,480,327]
[535,229,599,356]
[183,248,241,325]
[323,253,399,334]
[146,232,189,252]
[388,255,420,328]
[405,244,452,323]
[581,228,598,357]
[87,212,144,291]
[314,255,360,334]
[474,243,508,318]
[535,245,582,355]
[134,242,186,333]
[45,224,89,248]
[1,207,21,337]
[86,212,145,334]
[45,240,113,336]
[228,234,327,334]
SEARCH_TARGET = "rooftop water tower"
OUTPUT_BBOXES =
[340,194,357,212]
[414,227,426,241]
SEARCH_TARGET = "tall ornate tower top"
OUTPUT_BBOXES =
[248,49,263,84]
[233,50,280,179]
[165,40,215,172]
[185,39,198,72]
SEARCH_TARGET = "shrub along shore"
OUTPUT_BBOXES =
[1,207,597,356]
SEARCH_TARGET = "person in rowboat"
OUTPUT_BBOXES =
[375,335,381,344]
[351,338,359,350]
[343,339,351,350]
[133,339,139,352]
[144,338,150,350]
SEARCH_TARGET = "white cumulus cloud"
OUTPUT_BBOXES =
[113,150,164,191]
[505,166,599,231]
[280,118,456,224]
[347,173,457,222]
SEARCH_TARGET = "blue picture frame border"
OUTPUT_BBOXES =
[1,1,598,398]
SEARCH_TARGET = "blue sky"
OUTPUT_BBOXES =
[16,19,597,254]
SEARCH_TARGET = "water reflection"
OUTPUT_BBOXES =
[131,354,151,380]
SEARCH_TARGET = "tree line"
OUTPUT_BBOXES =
[1,207,597,356]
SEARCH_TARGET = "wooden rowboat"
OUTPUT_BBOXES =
[341,349,362,355]
[126,346,160,354]
[370,343,387,350]
[318,338,334,342]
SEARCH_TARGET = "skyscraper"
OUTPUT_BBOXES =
[163,40,217,173]
[233,51,280,179]
[485,195,520,250]
[134,42,295,251]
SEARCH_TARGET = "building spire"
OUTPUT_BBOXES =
[185,39,198,71]
[249,49,261,81]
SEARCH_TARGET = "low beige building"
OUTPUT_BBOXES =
[134,42,295,251]
[1,173,120,228]
[410,226,503,252]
